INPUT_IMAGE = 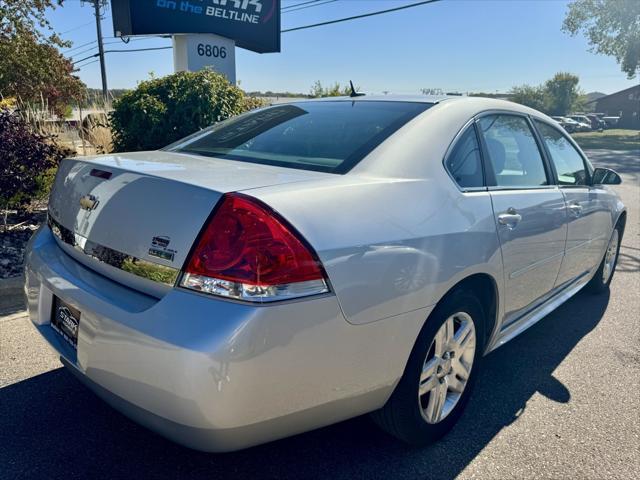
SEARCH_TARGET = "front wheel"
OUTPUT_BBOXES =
[371,289,484,446]
[586,225,622,294]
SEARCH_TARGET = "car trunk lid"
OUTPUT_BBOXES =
[47,152,331,296]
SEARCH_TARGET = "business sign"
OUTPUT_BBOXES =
[111,0,281,53]
[173,34,236,83]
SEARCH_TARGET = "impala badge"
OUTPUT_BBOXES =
[79,194,99,211]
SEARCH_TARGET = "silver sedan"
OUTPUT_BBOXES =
[24,96,625,451]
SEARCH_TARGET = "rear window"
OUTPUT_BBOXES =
[167,101,432,173]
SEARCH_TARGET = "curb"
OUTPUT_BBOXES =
[0,311,28,322]
[0,275,24,293]
[0,275,26,317]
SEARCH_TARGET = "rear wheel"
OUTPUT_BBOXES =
[372,289,484,445]
[586,224,622,294]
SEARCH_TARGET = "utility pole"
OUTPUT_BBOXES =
[92,0,109,104]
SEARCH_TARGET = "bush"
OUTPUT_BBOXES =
[110,70,263,152]
[0,109,71,210]
[241,95,269,111]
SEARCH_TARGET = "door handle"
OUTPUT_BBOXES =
[568,203,583,216]
[498,208,522,229]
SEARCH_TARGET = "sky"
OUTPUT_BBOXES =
[46,0,638,95]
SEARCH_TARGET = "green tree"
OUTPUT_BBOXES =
[0,34,85,115]
[0,0,67,47]
[543,72,582,116]
[0,0,85,114]
[508,73,584,115]
[309,81,357,97]
[509,84,547,112]
[563,0,640,79]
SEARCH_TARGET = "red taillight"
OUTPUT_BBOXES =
[180,193,329,302]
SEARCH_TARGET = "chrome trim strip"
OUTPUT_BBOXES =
[487,185,557,191]
[508,233,606,280]
[564,234,607,254]
[485,272,590,353]
[509,250,565,279]
[48,215,180,286]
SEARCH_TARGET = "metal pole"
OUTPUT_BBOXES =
[93,0,108,104]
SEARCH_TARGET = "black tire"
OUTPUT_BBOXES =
[371,288,485,446]
[586,224,622,294]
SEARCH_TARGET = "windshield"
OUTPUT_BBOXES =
[166,101,432,173]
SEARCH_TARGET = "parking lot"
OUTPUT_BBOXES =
[1,149,638,480]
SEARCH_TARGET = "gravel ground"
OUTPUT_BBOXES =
[0,149,638,480]
[0,210,44,279]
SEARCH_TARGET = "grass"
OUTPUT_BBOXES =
[14,98,114,156]
[571,129,640,151]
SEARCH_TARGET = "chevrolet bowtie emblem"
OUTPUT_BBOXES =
[79,194,99,211]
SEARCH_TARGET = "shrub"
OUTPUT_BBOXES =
[110,70,262,152]
[0,97,16,110]
[241,95,269,111]
[0,109,71,210]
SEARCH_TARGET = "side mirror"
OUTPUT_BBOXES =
[592,167,622,185]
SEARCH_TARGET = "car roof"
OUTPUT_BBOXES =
[287,94,546,114]
[298,94,453,104]
[285,95,556,124]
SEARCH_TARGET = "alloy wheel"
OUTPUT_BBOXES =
[602,229,620,284]
[419,312,476,424]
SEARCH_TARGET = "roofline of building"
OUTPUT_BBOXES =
[586,84,640,104]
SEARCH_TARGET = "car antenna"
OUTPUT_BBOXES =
[349,80,365,98]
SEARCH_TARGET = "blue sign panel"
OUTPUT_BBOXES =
[111,0,280,53]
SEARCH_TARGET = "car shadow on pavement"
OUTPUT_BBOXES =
[586,149,640,183]
[615,245,640,274]
[0,289,611,480]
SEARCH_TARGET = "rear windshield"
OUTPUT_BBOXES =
[166,101,432,173]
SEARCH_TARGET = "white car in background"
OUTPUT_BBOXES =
[568,115,593,132]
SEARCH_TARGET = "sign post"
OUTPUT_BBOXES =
[172,34,236,83]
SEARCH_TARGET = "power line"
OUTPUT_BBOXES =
[103,46,173,54]
[68,38,168,60]
[282,0,323,11]
[75,59,100,69]
[282,0,442,33]
[72,53,99,65]
[59,20,94,35]
[63,39,97,54]
[284,0,337,14]
[69,0,442,65]
[69,44,102,59]
[64,36,148,55]
[107,37,170,45]
[72,45,174,64]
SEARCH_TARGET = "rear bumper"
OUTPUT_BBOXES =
[24,226,430,451]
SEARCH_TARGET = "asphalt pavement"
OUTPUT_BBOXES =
[1,149,638,480]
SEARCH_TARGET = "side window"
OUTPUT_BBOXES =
[478,115,548,188]
[535,120,588,186]
[445,126,484,189]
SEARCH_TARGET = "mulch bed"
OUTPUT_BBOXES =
[0,210,46,279]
